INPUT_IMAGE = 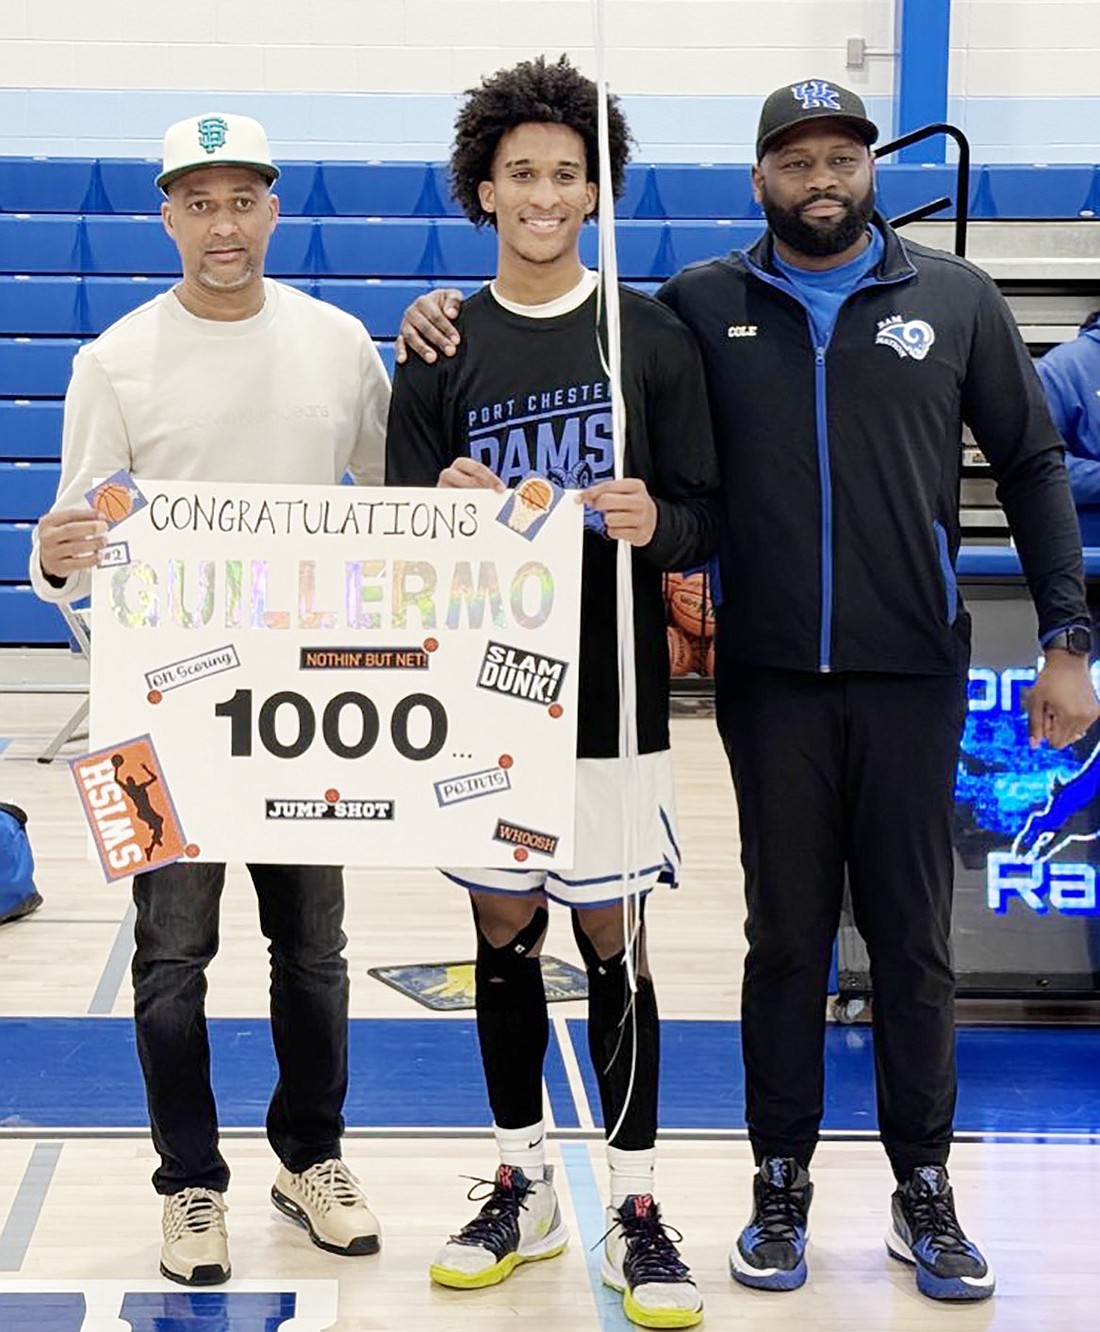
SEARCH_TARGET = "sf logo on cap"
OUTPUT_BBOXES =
[790,80,841,111]
[197,115,229,154]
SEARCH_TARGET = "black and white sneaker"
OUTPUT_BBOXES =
[729,1156,812,1291]
[887,1165,995,1301]
[601,1194,703,1329]
[429,1164,567,1289]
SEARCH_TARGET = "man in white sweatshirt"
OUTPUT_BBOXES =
[32,113,390,1287]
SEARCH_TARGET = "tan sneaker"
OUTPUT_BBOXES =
[272,1158,381,1255]
[160,1188,230,1286]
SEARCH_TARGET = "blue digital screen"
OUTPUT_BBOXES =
[956,662,1100,919]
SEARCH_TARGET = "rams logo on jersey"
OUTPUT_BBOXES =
[875,316,936,361]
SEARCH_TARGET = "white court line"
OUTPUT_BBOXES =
[87,901,136,1015]
[0,1143,62,1272]
[553,1013,596,1130]
[3,1124,1099,1145]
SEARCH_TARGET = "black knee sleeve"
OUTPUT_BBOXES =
[572,913,659,1151]
[474,905,549,1129]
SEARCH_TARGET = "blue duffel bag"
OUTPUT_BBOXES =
[0,802,41,925]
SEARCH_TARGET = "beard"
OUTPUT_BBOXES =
[197,256,257,292]
[762,182,876,258]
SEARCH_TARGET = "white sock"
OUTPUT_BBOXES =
[608,1145,656,1206]
[494,1120,546,1179]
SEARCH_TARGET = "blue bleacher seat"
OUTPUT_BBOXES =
[0,523,34,580]
[82,277,173,334]
[0,585,70,645]
[873,163,975,221]
[260,217,315,275]
[0,402,64,459]
[0,215,81,274]
[426,220,497,278]
[425,165,466,218]
[626,163,760,220]
[0,338,82,395]
[0,158,96,213]
[81,216,178,275]
[270,162,320,215]
[310,218,434,277]
[0,461,60,520]
[315,279,483,338]
[0,276,83,335]
[976,164,1097,219]
[321,162,444,218]
[95,159,162,214]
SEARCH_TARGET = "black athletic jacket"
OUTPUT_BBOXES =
[659,215,1088,676]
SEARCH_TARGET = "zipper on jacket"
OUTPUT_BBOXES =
[814,343,832,671]
[740,245,915,673]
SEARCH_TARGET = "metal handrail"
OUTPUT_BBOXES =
[874,122,971,257]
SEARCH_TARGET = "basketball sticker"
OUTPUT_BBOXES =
[84,469,149,531]
[496,473,563,541]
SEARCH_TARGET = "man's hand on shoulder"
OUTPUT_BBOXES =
[37,508,107,584]
[395,288,465,365]
[579,478,658,547]
[1027,648,1100,749]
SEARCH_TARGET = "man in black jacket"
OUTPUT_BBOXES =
[657,81,1097,1304]
[396,78,1097,1307]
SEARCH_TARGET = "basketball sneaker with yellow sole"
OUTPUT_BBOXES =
[430,1164,568,1289]
[601,1194,703,1329]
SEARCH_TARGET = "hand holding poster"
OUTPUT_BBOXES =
[74,478,582,877]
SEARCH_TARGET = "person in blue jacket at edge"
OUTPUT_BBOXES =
[1038,311,1100,549]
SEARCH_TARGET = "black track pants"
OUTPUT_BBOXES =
[715,661,969,1178]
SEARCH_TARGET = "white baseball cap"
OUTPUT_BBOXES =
[156,112,280,191]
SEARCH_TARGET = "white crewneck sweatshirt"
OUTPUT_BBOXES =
[31,278,391,604]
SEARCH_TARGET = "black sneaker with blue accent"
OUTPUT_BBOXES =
[886,1165,995,1302]
[729,1156,812,1291]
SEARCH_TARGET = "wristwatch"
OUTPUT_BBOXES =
[1044,625,1092,656]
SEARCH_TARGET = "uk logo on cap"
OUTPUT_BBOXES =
[196,116,229,155]
[790,80,842,111]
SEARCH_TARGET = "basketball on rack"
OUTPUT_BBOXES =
[668,624,698,677]
[668,572,715,639]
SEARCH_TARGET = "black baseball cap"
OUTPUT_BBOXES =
[756,80,878,160]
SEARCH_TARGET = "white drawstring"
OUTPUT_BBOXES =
[594,0,644,1147]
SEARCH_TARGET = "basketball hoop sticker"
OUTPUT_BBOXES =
[496,474,563,541]
[85,469,149,530]
[70,735,189,880]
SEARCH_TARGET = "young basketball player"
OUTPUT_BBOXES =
[385,55,720,1330]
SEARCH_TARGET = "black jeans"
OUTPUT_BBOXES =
[131,861,349,1195]
[716,662,969,1180]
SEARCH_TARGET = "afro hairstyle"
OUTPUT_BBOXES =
[449,53,632,228]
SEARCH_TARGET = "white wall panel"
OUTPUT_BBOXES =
[2,0,1097,160]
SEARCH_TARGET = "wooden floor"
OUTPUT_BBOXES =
[1,694,1099,1331]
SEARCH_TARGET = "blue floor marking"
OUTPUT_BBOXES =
[0,1143,63,1270]
[120,1290,296,1331]
[0,1292,85,1331]
[0,739,10,758]
[1,1017,1099,1134]
[545,1022,581,1129]
[560,1142,631,1331]
[567,1018,1100,1136]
